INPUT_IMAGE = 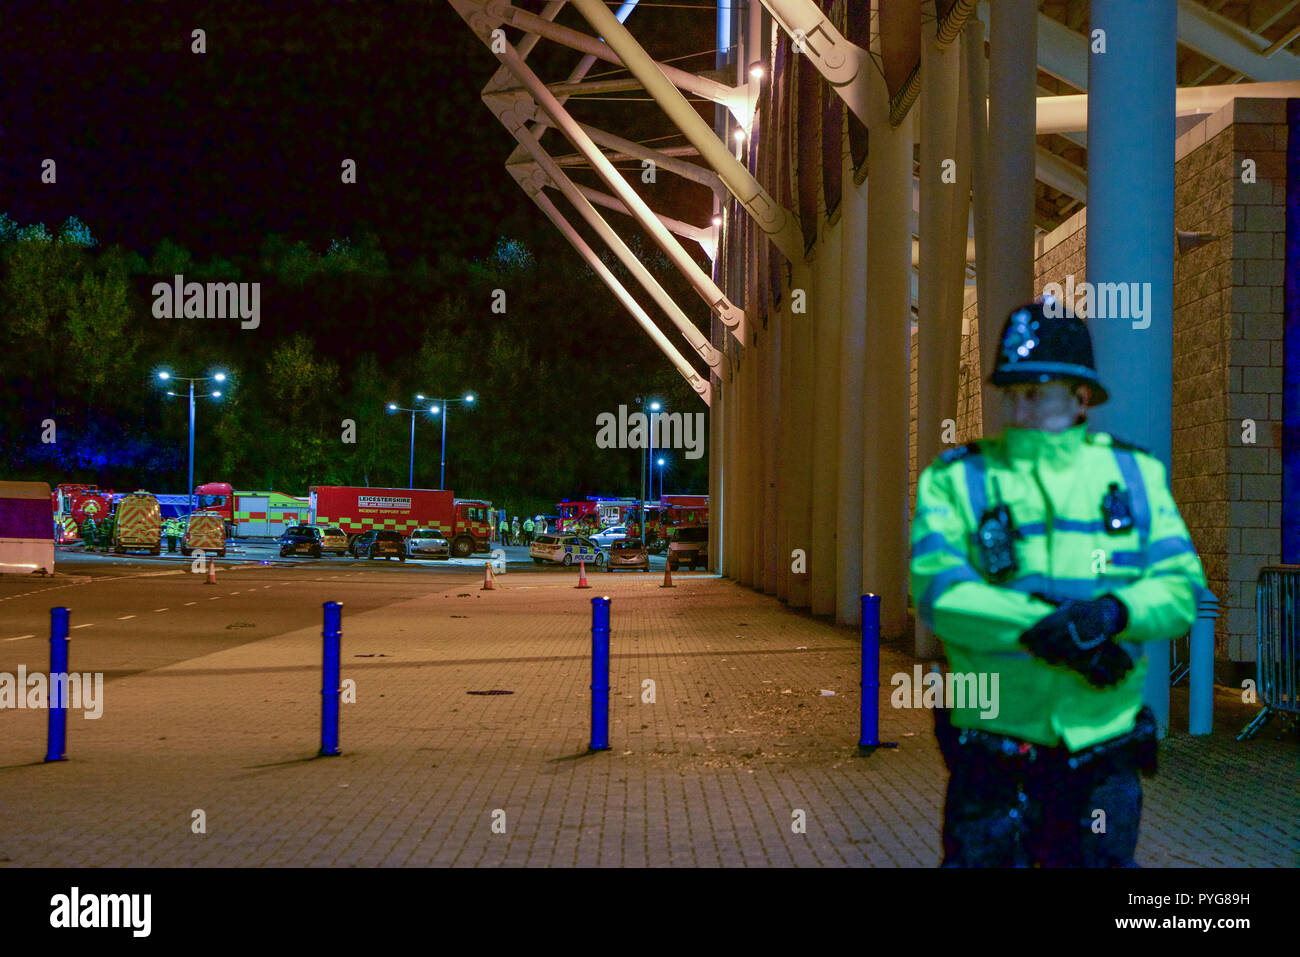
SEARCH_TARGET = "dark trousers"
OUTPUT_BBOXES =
[940,741,1142,867]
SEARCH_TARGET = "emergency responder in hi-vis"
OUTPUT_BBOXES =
[910,298,1206,867]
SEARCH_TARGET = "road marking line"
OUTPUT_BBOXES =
[117,615,136,620]
[154,608,168,612]
[207,596,221,600]
[229,591,240,595]
[72,623,93,629]
[3,635,35,642]
[184,601,196,606]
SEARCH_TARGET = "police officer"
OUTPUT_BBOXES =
[910,299,1206,867]
[164,517,180,553]
[522,515,534,546]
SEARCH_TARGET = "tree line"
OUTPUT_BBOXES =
[0,214,711,519]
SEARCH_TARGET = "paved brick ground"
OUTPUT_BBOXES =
[0,569,1294,867]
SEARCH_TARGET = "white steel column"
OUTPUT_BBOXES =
[762,313,781,594]
[836,159,867,626]
[1087,0,1178,735]
[862,68,914,639]
[811,223,842,616]
[980,0,1037,437]
[776,295,793,601]
[787,261,815,609]
[915,6,972,655]
[965,14,990,422]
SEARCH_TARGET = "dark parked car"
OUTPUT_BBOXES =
[279,524,324,558]
[666,525,708,571]
[350,529,406,562]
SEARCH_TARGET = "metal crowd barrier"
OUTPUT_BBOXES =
[1238,565,1300,741]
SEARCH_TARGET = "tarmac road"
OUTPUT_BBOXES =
[0,540,678,685]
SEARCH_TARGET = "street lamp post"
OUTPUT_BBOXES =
[429,393,475,491]
[647,400,661,508]
[387,395,435,489]
[656,457,666,500]
[159,370,227,517]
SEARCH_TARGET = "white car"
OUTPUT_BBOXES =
[530,534,605,567]
[590,525,631,547]
[407,528,450,560]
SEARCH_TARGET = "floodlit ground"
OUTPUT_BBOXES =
[0,549,1294,867]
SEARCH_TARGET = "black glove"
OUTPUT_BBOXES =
[1019,596,1133,687]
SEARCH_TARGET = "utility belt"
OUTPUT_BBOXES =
[935,705,1158,778]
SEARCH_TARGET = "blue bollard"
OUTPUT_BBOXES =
[45,607,70,762]
[590,596,611,751]
[858,594,897,754]
[319,601,342,757]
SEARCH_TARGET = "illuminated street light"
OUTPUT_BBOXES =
[427,393,477,490]
[648,400,662,505]
[158,370,230,517]
[387,395,439,488]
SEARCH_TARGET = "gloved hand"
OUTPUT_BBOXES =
[1019,596,1133,687]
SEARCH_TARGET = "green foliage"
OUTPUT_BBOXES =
[0,213,711,504]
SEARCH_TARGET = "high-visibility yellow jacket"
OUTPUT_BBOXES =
[910,424,1207,751]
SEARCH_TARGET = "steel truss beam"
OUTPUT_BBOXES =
[565,181,717,260]
[575,124,724,196]
[448,0,723,403]
[485,1,751,120]
[451,1,751,343]
[757,0,871,124]
[566,0,805,264]
[520,178,713,405]
[1037,79,1300,134]
[485,92,726,376]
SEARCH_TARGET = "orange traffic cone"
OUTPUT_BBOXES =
[660,561,675,588]
[482,562,495,590]
[575,560,591,589]
[205,561,217,585]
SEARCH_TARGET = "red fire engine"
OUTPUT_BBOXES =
[309,486,494,558]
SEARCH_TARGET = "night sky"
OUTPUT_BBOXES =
[3,1,527,263]
[1,0,721,497]
[1,0,721,266]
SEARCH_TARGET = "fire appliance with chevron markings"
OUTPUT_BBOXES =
[308,486,493,559]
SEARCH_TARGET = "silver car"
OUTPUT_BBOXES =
[317,526,349,556]
[407,528,450,560]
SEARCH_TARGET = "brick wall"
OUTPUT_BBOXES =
[1226,98,1288,661]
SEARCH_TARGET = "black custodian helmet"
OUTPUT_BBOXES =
[988,297,1109,406]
